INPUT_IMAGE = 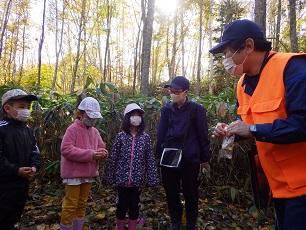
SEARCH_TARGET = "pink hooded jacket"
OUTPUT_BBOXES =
[60,119,105,179]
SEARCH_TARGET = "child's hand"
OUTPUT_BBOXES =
[93,150,103,159]
[94,148,108,160]
[17,167,33,180]
[99,148,108,160]
[93,149,108,160]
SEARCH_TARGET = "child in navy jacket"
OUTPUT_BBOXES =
[0,89,40,230]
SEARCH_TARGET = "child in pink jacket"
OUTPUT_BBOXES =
[60,97,108,230]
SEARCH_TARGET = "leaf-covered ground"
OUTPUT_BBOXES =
[16,175,275,230]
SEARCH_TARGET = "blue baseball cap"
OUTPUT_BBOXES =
[164,76,190,90]
[209,19,265,54]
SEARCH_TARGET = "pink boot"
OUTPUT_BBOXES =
[117,219,126,230]
[128,219,138,230]
[72,218,84,230]
[138,217,147,227]
[60,223,73,230]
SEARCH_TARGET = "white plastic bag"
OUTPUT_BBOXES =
[219,126,235,159]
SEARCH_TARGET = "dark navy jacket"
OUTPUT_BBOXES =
[156,98,210,165]
[0,118,40,189]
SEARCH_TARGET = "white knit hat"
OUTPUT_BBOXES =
[78,97,102,118]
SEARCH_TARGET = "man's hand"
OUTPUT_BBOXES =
[17,167,35,180]
[227,120,253,138]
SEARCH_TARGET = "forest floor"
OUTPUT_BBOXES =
[15,175,275,230]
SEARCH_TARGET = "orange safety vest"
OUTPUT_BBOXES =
[237,52,306,198]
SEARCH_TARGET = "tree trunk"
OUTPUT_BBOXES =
[108,47,111,82]
[170,5,178,79]
[19,24,26,84]
[166,25,170,80]
[12,22,19,81]
[132,11,142,95]
[71,0,86,93]
[254,0,266,36]
[52,0,65,90]
[288,0,298,52]
[196,0,203,96]
[0,0,12,59]
[83,24,87,88]
[208,0,213,94]
[140,0,155,97]
[103,0,111,82]
[37,0,47,87]
[180,0,185,76]
[274,0,282,52]
[98,32,102,81]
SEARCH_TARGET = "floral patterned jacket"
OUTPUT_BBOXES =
[106,131,159,187]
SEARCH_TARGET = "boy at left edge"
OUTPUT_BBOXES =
[0,89,40,230]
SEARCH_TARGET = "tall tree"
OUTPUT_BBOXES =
[19,24,26,83]
[132,5,143,95]
[196,0,203,96]
[208,0,214,94]
[52,0,66,90]
[140,0,155,97]
[37,0,47,87]
[288,0,298,52]
[0,0,12,59]
[169,5,178,79]
[254,0,266,36]
[103,0,112,82]
[180,0,185,76]
[274,0,282,51]
[71,0,86,93]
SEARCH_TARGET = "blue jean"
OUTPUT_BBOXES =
[274,195,306,230]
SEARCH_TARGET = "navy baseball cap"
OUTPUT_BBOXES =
[209,19,265,54]
[164,76,190,90]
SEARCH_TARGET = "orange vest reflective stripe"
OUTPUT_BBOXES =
[237,52,306,198]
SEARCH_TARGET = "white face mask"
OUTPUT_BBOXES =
[130,116,142,126]
[10,107,31,122]
[222,49,248,76]
[170,93,184,103]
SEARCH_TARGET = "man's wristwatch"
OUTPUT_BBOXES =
[249,124,257,137]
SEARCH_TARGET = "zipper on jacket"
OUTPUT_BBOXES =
[128,134,136,186]
[87,128,92,175]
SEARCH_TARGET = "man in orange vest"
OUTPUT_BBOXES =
[209,19,306,230]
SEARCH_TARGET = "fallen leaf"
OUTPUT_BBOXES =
[96,212,106,219]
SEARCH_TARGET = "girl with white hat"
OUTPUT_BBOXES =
[60,97,108,230]
[106,103,159,230]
